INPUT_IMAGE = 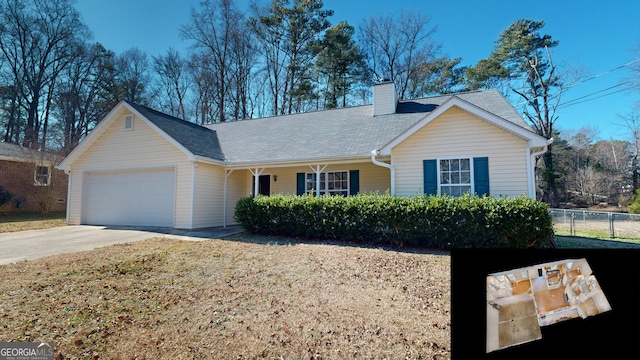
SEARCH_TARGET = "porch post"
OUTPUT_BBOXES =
[249,168,264,196]
[308,164,327,196]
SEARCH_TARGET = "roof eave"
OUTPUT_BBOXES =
[224,154,377,169]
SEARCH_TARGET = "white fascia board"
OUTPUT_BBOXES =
[224,155,375,170]
[378,96,548,155]
[192,155,227,166]
[57,100,129,171]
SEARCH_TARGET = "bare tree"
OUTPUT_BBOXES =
[0,0,90,150]
[181,0,256,122]
[54,42,118,151]
[358,9,439,99]
[152,48,191,120]
[114,47,150,104]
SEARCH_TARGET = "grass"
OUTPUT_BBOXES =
[0,212,66,233]
[555,235,640,248]
[0,235,451,359]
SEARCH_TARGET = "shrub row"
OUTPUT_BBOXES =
[234,194,554,249]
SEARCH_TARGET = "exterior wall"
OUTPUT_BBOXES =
[0,159,67,213]
[225,170,247,226]
[192,163,225,228]
[392,107,530,197]
[238,162,391,197]
[67,108,193,228]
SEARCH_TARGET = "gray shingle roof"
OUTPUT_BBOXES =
[0,141,58,162]
[203,89,533,164]
[128,90,534,165]
[126,101,225,161]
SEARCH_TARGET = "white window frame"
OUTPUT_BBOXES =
[437,157,474,197]
[305,170,349,196]
[34,165,51,186]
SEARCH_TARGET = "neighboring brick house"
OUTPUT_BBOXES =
[0,142,67,213]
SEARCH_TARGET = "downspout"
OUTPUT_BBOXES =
[527,138,554,199]
[370,150,395,195]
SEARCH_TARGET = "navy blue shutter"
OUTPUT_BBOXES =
[296,173,305,195]
[473,157,490,196]
[349,170,359,195]
[423,159,437,195]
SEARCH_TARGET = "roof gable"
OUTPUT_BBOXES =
[58,101,225,171]
[125,102,224,162]
[378,95,548,155]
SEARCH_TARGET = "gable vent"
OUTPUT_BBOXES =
[124,115,134,130]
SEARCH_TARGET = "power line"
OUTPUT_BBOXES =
[558,84,640,109]
[558,81,632,108]
[511,59,640,109]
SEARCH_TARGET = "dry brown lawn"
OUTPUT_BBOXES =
[0,235,451,359]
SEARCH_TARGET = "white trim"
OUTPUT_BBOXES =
[65,168,72,225]
[34,165,51,186]
[249,168,265,196]
[304,169,349,196]
[378,96,548,155]
[223,156,373,170]
[436,156,475,196]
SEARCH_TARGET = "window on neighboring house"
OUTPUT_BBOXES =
[306,171,349,196]
[440,158,471,197]
[34,165,50,186]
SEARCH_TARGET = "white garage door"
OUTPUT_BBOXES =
[83,168,175,227]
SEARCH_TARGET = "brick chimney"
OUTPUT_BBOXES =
[372,79,397,116]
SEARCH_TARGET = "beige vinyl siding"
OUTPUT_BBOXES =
[67,109,193,227]
[192,163,225,228]
[224,170,247,225]
[237,162,391,196]
[393,107,529,197]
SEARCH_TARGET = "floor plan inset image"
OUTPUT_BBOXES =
[486,258,612,353]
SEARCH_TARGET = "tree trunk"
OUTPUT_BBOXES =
[541,149,559,207]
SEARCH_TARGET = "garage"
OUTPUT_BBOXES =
[83,168,175,227]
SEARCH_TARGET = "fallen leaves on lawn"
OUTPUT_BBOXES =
[0,237,451,359]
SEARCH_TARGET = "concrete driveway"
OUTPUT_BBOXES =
[0,225,244,265]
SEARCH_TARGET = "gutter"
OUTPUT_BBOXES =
[527,138,554,199]
[370,149,395,195]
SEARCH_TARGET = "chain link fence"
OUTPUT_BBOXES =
[550,209,640,239]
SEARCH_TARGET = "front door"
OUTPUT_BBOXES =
[253,174,271,196]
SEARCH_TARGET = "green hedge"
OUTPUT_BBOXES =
[234,194,554,249]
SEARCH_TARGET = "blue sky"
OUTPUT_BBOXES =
[75,0,640,141]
